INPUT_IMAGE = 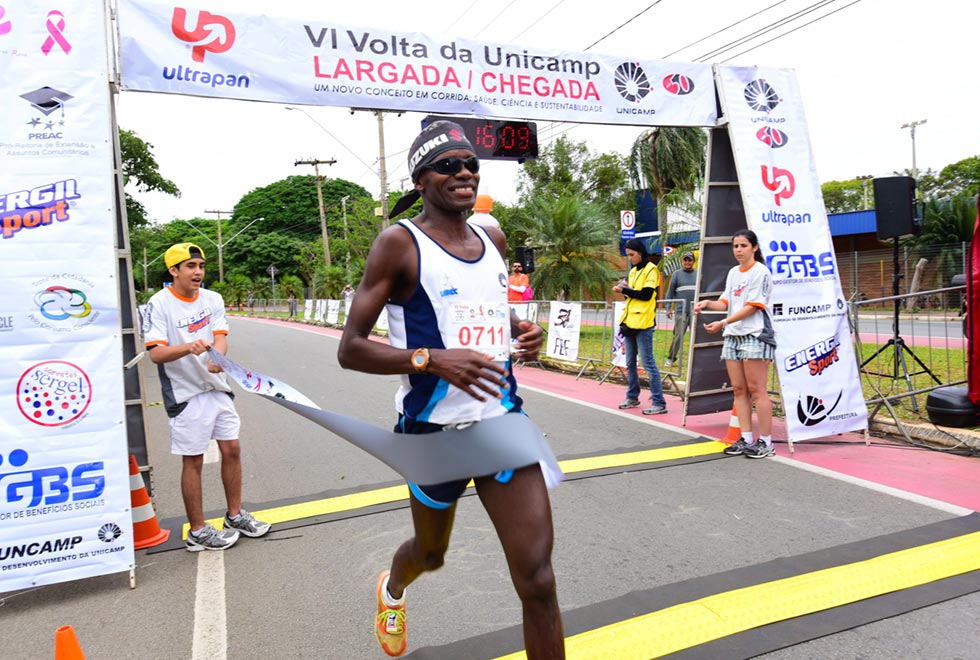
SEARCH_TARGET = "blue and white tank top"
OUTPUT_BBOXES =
[386,219,521,425]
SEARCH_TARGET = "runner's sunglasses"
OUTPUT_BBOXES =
[421,156,480,176]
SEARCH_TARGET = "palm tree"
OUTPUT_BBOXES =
[628,127,707,243]
[514,194,620,301]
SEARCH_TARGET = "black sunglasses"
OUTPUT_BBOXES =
[422,156,480,176]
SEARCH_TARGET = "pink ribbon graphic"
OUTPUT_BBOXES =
[41,10,71,54]
[0,6,12,36]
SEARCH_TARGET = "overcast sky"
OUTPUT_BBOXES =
[115,0,978,223]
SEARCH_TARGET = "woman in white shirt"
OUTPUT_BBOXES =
[694,229,776,459]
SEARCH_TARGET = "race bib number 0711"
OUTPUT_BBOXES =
[445,302,511,361]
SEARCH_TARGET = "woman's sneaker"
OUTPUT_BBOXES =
[723,438,750,455]
[185,522,239,552]
[223,509,271,538]
[744,441,775,459]
[375,571,407,657]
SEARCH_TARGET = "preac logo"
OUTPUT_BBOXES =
[796,391,842,426]
[662,73,694,96]
[614,62,650,103]
[16,360,92,427]
[760,165,795,206]
[744,78,780,113]
[171,8,235,62]
[756,126,788,148]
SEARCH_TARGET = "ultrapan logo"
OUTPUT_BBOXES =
[796,391,842,426]
[761,165,795,206]
[756,126,788,148]
[171,8,236,62]
[16,360,92,427]
[662,73,694,96]
[744,78,781,113]
[614,62,650,102]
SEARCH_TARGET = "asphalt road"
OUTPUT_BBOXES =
[2,318,977,660]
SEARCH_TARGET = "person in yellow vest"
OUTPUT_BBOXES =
[613,238,667,415]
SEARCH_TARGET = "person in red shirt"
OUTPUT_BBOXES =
[508,261,530,302]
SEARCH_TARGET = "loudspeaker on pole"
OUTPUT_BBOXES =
[873,176,921,240]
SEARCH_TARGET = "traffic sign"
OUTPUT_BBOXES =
[620,210,636,240]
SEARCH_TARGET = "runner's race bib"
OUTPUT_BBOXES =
[444,302,511,361]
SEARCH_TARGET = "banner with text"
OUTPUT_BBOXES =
[546,302,582,362]
[716,66,868,441]
[117,1,717,127]
[1,2,135,592]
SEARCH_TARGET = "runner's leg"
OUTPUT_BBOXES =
[386,495,457,599]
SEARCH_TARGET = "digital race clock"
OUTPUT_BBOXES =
[422,115,538,161]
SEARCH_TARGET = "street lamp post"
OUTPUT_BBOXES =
[900,119,927,179]
[855,175,873,210]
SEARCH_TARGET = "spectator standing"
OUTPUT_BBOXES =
[508,260,530,302]
[342,284,355,301]
[613,238,667,415]
[144,243,271,550]
[288,293,298,318]
[246,290,255,314]
[664,251,698,368]
[694,229,776,458]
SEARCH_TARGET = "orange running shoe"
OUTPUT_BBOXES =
[375,570,407,657]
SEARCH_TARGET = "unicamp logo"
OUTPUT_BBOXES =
[614,62,650,103]
[796,391,842,426]
[171,8,235,62]
[16,360,92,427]
[743,78,781,113]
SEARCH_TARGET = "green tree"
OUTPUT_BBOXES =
[628,127,707,240]
[820,179,868,213]
[934,156,980,199]
[119,128,180,228]
[512,194,620,301]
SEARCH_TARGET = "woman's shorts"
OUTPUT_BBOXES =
[169,390,240,455]
[721,333,775,361]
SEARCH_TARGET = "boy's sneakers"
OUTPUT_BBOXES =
[618,398,641,409]
[185,522,239,552]
[642,405,667,415]
[744,441,775,459]
[223,509,271,538]
[723,438,750,455]
[375,571,407,657]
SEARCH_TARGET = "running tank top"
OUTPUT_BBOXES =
[386,219,521,425]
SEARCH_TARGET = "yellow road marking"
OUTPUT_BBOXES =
[495,530,980,659]
[182,441,726,539]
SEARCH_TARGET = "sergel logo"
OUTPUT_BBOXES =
[760,165,794,206]
[797,391,842,427]
[171,8,235,62]
[0,448,104,509]
[766,241,835,280]
[662,73,694,96]
[17,360,92,427]
[1,180,79,240]
[756,126,788,148]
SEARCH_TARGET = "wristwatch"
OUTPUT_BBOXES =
[411,347,430,373]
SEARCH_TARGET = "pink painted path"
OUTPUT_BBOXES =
[247,316,980,513]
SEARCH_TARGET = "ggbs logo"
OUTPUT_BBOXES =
[766,240,835,281]
[0,448,105,510]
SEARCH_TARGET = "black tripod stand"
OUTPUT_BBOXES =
[860,237,941,411]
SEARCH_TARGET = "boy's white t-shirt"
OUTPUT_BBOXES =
[719,261,773,341]
[144,286,232,415]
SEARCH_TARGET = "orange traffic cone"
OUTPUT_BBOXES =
[129,455,170,549]
[55,625,86,660]
[723,405,742,443]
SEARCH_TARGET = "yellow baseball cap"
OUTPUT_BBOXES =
[164,243,205,269]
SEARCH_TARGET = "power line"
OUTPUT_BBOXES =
[719,0,863,62]
[442,0,480,35]
[473,0,522,39]
[508,0,569,42]
[583,0,665,52]
[660,0,790,59]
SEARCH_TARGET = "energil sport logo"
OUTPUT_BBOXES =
[1,179,80,240]
[16,360,92,427]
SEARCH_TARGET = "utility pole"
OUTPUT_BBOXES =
[855,175,873,210]
[204,209,233,282]
[294,158,337,267]
[340,195,350,276]
[900,119,927,180]
[375,110,390,228]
